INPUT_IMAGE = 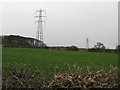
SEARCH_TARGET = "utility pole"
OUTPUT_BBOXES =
[86,38,89,49]
[35,9,46,44]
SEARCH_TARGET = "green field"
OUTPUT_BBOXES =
[2,47,118,72]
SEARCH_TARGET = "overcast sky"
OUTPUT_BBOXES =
[2,1,118,48]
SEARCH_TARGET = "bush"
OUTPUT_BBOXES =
[116,45,120,53]
[66,46,79,51]
[2,64,119,89]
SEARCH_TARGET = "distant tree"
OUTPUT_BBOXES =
[94,42,106,49]
[0,36,2,44]
[116,45,120,52]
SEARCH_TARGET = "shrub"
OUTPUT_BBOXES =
[2,64,119,89]
[66,46,79,51]
[116,45,120,53]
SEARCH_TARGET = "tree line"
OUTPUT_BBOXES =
[0,35,47,48]
[88,42,120,53]
[0,35,119,53]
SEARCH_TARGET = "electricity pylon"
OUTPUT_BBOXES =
[86,38,89,49]
[35,9,46,43]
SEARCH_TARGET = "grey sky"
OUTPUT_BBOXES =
[2,1,118,48]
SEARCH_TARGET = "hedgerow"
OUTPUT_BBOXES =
[2,64,119,89]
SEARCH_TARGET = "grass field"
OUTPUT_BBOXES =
[2,47,118,72]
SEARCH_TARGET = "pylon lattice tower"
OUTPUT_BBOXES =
[86,38,89,49]
[35,9,46,44]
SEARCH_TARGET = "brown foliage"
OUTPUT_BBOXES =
[2,64,119,89]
